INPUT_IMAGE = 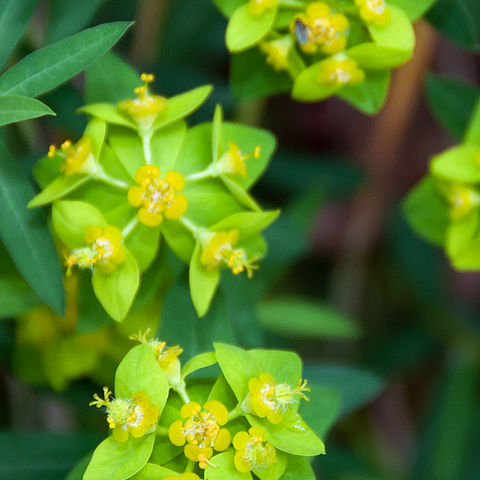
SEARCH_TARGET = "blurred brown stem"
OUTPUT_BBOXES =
[330,21,439,316]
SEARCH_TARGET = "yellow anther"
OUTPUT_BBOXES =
[48,144,57,158]
[260,37,292,71]
[216,141,260,178]
[141,72,155,83]
[355,0,390,26]
[317,58,365,87]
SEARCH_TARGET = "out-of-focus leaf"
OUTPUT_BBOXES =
[426,74,480,140]
[0,140,64,314]
[47,0,105,43]
[0,0,38,70]
[0,274,40,318]
[390,0,437,20]
[0,22,132,97]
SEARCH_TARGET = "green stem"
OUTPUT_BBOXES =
[122,216,139,238]
[179,217,200,237]
[155,426,169,436]
[174,382,190,404]
[186,166,215,181]
[95,171,129,190]
[279,0,305,8]
[185,461,195,473]
[227,404,244,422]
[141,130,153,164]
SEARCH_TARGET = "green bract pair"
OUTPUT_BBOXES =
[404,100,480,270]
[214,0,435,113]
[83,336,325,480]
[29,74,278,321]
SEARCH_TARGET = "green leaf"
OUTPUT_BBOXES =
[247,407,325,456]
[254,450,287,480]
[257,297,359,339]
[86,52,140,104]
[84,435,155,480]
[47,0,105,43]
[226,4,277,53]
[291,60,339,102]
[189,242,221,317]
[28,175,90,208]
[0,22,132,97]
[115,344,170,410]
[125,223,161,272]
[464,97,480,147]
[213,0,245,17]
[212,104,224,163]
[181,351,217,380]
[446,210,480,270]
[152,121,188,172]
[152,85,213,132]
[425,74,480,140]
[403,177,449,246]
[346,43,411,69]
[78,103,136,129]
[131,463,179,480]
[390,0,437,20]
[0,274,40,318]
[220,174,262,211]
[338,70,391,115]
[431,145,480,182]
[210,210,279,239]
[92,249,140,321]
[0,141,64,314]
[52,200,106,249]
[65,454,91,480]
[205,451,252,480]
[0,95,54,127]
[368,6,415,51]
[160,220,195,263]
[0,0,38,70]
[279,456,315,480]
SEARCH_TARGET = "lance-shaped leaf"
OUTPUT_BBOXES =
[0,140,64,313]
[0,21,132,97]
[0,95,54,127]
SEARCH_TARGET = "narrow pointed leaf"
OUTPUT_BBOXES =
[0,95,54,127]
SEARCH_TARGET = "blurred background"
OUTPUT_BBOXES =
[1,1,480,479]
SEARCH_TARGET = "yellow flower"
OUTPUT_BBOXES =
[65,225,125,274]
[168,401,231,469]
[248,0,278,16]
[128,165,188,227]
[90,387,160,443]
[355,0,390,26]
[233,426,277,473]
[260,37,292,71]
[215,141,261,178]
[118,73,167,130]
[200,230,258,277]
[49,136,96,176]
[448,184,479,220]
[317,58,365,87]
[292,2,349,55]
[164,474,200,480]
[248,373,310,424]
[130,329,183,384]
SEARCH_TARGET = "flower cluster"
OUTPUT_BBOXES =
[83,340,325,480]
[216,0,421,113]
[29,74,279,321]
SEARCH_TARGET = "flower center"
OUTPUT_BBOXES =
[183,410,221,449]
[244,437,276,469]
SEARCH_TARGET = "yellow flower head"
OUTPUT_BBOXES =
[164,474,200,480]
[292,2,349,55]
[65,225,125,275]
[215,141,261,178]
[355,0,390,26]
[317,58,365,87]
[233,426,277,473]
[128,165,187,227]
[130,329,183,384]
[118,73,167,130]
[168,401,231,469]
[90,387,160,443]
[448,184,479,220]
[200,230,258,277]
[260,37,292,71]
[248,0,278,16]
[49,136,96,176]
[249,373,310,424]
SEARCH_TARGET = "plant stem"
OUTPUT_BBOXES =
[186,167,215,181]
[155,426,168,436]
[279,0,305,8]
[179,217,200,237]
[141,131,153,164]
[122,216,139,238]
[227,405,244,422]
[174,383,190,404]
[185,461,195,473]
[95,171,129,190]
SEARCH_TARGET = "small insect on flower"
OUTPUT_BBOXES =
[233,426,277,473]
[118,73,167,131]
[294,18,311,46]
[49,136,96,176]
[90,387,160,442]
[200,229,259,277]
[248,0,278,16]
[168,401,231,469]
[128,165,188,227]
[248,373,310,424]
[355,0,390,26]
[65,225,125,275]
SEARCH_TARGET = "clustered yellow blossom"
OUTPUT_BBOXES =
[65,225,125,274]
[248,0,278,16]
[200,230,258,277]
[249,373,310,424]
[118,73,167,130]
[49,136,95,176]
[355,0,390,26]
[317,58,365,87]
[128,165,188,227]
[233,426,277,472]
[168,401,231,468]
[90,387,160,443]
[447,184,480,220]
[292,2,349,55]
[216,141,261,178]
